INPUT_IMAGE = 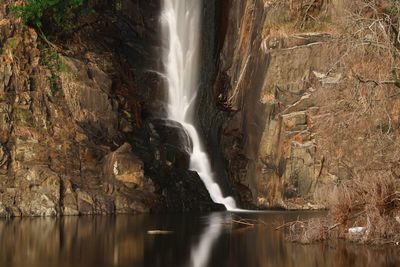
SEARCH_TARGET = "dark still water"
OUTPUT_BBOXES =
[0,211,399,267]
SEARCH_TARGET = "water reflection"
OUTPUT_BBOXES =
[189,213,226,267]
[0,212,399,267]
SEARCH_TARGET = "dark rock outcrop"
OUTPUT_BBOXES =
[131,118,224,212]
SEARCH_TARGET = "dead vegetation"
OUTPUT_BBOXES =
[314,0,400,191]
[274,0,400,245]
[278,173,400,245]
[229,214,267,228]
[263,0,335,37]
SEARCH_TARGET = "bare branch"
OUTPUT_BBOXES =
[355,74,400,88]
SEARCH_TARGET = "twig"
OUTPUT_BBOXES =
[328,223,341,231]
[355,74,400,88]
[38,28,60,52]
[147,230,173,235]
[258,219,268,226]
[300,0,317,29]
[232,220,255,227]
[275,220,305,230]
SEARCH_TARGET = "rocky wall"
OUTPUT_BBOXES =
[0,0,221,216]
[211,0,348,209]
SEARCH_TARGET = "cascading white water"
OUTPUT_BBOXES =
[161,0,237,211]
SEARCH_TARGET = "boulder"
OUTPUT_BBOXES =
[149,119,192,169]
[130,119,224,212]
[115,194,149,214]
[15,167,61,216]
[103,143,152,189]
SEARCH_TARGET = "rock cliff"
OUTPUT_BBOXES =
[0,0,221,216]
[2,0,399,215]
[209,0,400,209]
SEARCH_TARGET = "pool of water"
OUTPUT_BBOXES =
[0,211,399,267]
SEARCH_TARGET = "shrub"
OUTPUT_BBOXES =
[40,45,68,93]
[11,0,84,32]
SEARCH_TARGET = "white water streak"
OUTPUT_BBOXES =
[189,213,224,267]
[161,0,237,210]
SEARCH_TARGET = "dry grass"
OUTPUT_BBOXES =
[286,218,331,244]
[282,173,400,244]
[262,0,337,38]
[361,174,400,244]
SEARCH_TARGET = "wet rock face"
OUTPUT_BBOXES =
[149,119,192,169]
[130,119,224,212]
[195,0,245,208]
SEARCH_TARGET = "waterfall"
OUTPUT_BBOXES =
[161,0,237,211]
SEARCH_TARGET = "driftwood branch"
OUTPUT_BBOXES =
[232,220,255,227]
[230,215,267,227]
[276,209,367,233]
[275,220,305,231]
